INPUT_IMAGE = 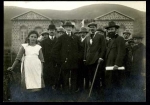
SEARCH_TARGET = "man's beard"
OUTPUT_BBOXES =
[107,32,116,38]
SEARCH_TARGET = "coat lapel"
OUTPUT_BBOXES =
[106,38,116,58]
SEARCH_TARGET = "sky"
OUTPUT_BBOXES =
[4,1,146,12]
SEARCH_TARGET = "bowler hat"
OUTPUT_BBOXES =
[96,27,104,33]
[79,27,88,33]
[132,34,144,39]
[105,21,120,29]
[41,31,49,36]
[62,21,74,28]
[48,23,57,30]
[87,22,97,27]
[57,27,65,33]
[123,30,131,35]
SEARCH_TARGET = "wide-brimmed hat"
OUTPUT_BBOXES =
[48,23,57,30]
[41,31,49,36]
[79,27,88,33]
[123,30,131,35]
[132,34,144,39]
[87,22,97,27]
[62,21,74,28]
[105,21,120,29]
[96,27,104,33]
[57,27,65,33]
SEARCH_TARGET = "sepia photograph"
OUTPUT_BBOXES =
[3,1,146,102]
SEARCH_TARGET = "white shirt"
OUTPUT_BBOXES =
[66,32,71,36]
[81,37,86,42]
[49,35,55,40]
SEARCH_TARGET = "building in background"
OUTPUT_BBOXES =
[10,10,134,60]
[94,10,134,38]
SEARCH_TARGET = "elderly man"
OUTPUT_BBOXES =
[84,22,106,95]
[51,21,82,96]
[104,21,126,101]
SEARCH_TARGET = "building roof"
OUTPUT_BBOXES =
[11,11,51,21]
[94,10,134,21]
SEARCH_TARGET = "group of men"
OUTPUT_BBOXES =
[39,20,145,101]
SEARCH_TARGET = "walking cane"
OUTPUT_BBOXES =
[88,58,103,98]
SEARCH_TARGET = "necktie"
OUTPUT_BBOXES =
[90,38,93,45]
[52,36,53,40]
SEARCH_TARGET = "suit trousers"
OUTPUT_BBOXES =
[77,61,86,90]
[61,69,78,93]
[85,62,101,91]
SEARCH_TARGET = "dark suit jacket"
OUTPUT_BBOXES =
[51,33,82,70]
[40,37,58,85]
[85,33,106,65]
[40,37,57,63]
[78,36,86,63]
[105,35,126,66]
[131,43,145,75]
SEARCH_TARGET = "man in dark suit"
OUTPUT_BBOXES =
[40,23,58,92]
[76,27,89,92]
[131,34,145,95]
[104,21,126,101]
[51,21,82,95]
[84,22,106,93]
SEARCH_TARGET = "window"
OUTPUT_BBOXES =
[20,25,28,42]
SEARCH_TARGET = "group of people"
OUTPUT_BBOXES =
[7,20,145,102]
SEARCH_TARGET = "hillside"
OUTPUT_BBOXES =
[4,4,146,47]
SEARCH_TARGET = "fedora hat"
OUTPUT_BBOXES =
[96,27,104,33]
[62,21,74,28]
[41,31,49,36]
[123,30,131,35]
[105,21,120,29]
[87,22,97,27]
[57,27,65,33]
[79,27,88,33]
[48,23,57,30]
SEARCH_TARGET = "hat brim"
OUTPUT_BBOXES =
[123,32,131,35]
[88,24,97,27]
[41,33,49,36]
[105,25,119,29]
[63,25,74,28]
[57,31,65,33]
[133,37,144,39]
[79,31,88,33]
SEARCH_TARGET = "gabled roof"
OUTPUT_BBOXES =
[11,11,51,21]
[94,10,134,21]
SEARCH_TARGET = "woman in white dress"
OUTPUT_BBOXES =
[7,30,45,94]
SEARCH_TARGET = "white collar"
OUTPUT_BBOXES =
[49,35,55,40]
[66,31,71,35]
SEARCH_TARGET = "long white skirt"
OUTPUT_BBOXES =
[21,55,43,89]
